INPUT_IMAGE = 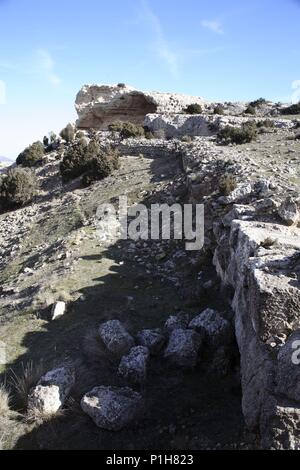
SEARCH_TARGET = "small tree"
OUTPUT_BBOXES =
[0,168,38,211]
[184,103,203,114]
[214,105,225,115]
[16,141,45,167]
[60,123,75,143]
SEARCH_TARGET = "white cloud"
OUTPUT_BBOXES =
[201,19,224,35]
[0,80,6,104]
[37,49,62,86]
[291,80,300,103]
[140,0,180,78]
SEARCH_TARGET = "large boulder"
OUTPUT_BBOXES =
[118,346,150,384]
[99,320,134,357]
[28,365,75,415]
[81,386,143,431]
[164,328,203,368]
[75,83,206,129]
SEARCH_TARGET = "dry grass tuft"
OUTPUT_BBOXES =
[10,361,46,411]
[0,383,11,417]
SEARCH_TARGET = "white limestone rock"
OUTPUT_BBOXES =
[51,301,66,320]
[28,365,75,415]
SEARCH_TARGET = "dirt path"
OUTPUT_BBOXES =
[1,151,254,450]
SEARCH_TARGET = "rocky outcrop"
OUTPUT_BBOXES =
[75,83,205,129]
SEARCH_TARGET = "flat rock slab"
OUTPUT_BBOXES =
[81,386,143,431]
[99,320,134,357]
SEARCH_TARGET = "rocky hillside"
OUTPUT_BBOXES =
[0,84,299,450]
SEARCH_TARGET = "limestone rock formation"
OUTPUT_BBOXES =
[75,83,205,129]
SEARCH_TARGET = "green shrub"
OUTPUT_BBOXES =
[16,141,45,167]
[214,105,225,115]
[249,98,267,108]
[82,149,120,186]
[256,119,275,129]
[60,123,75,143]
[245,105,256,115]
[184,103,203,114]
[60,139,120,185]
[218,122,258,145]
[108,121,145,139]
[281,102,300,115]
[0,168,38,211]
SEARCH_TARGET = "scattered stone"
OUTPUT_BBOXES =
[118,346,150,384]
[28,365,75,415]
[189,309,233,348]
[99,320,135,357]
[278,197,299,226]
[81,386,143,431]
[165,313,189,332]
[136,329,166,355]
[164,328,203,368]
[51,301,66,320]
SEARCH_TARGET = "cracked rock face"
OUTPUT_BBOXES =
[81,386,143,431]
[99,320,135,357]
[75,83,205,129]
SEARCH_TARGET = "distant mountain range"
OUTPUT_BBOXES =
[0,156,13,163]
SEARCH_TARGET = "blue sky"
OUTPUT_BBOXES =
[0,0,300,159]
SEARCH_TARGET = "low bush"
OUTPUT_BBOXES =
[16,141,45,167]
[108,121,145,139]
[184,103,203,114]
[60,139,120,185]
[213,105,225,115]
[249,98,267,108]
[245,105,256,115]
[218,122,258,145]
[281,102,300,115]
[256,119,275,129]
[0,168,39,211]
[60,123,75,143]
